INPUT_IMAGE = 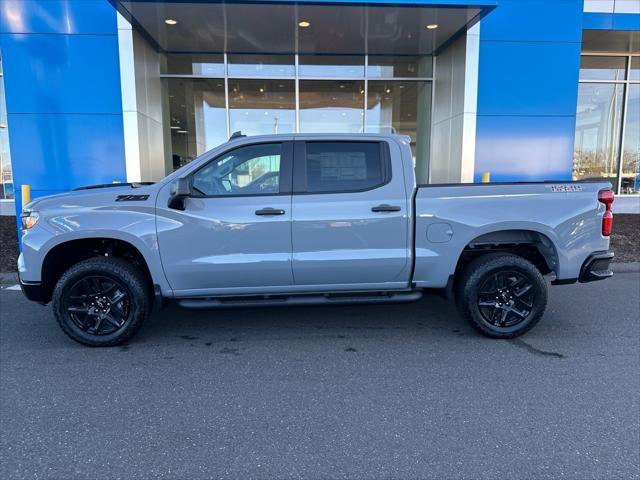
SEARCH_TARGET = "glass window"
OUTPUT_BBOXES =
[366,81,431,167]
[166,78,227,169]
[573,83,624,184]
[367,56,432,78]
[192,143,282,196]
[579,56,627,81]
[1,51,13,199]
[621,84,639,194]
[229,80,295,136]
[299,80,364,133]
[227,55,295,77]
[614,0,640,14]
[303,142,385,193]
[630,57,639,81]
[163,54,225,76]
[298,56,365,78]
[583,1,614,13]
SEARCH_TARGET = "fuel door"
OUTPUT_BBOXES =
[427,222,454,243]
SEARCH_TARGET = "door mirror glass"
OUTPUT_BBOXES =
[168,177,191,210]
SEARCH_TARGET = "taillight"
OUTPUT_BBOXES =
[598,189,614,236]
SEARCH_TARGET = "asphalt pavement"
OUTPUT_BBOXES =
[1,273,639,480]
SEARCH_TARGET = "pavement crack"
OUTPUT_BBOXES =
[508,338,565,359]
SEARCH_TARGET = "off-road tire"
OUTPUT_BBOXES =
[455,253,547,338]
[52,257,151,347]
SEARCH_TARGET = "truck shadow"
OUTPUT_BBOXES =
[136,292,472,345]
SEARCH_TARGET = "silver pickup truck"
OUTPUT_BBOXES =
[18,134,615,346]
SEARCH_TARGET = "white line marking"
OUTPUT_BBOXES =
[5,285,21,291]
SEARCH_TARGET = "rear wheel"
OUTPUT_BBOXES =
[52,257,151,347]
[456,253,547,338]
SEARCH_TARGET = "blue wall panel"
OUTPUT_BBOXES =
[474,115,575,183]
[0,0,117,34]
[2,33,124,114]
[474,0,583,181]
[9,114,126,193]
[0,0,125,223]
[583,12,640,31]
[480,0,582,42]
[477,41,581,117]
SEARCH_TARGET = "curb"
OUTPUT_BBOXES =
[1,263,639,286]
[0,272,18,284]
[611,262,640,274]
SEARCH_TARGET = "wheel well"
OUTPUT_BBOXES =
[454,230,558,278]
[40,238,153,303]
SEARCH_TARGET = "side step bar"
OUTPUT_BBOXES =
[177,290,423,310]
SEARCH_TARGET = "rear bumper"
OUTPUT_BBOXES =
[18,273,48,305]
[579,251,614,283]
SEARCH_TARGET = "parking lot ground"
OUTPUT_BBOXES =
[1,273,639,479]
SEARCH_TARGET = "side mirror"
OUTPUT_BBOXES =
[168,177,191,210]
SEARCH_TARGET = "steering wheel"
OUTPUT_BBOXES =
[244,171,278,193]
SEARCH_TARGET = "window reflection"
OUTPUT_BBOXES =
[621,84,639,194]
[162,55,434,174]
[0,51,12,199]
[166,78,226,168]
[573,83,624,185]
[298,56,364,78]
[164,54,225,76]
[630,57,639,81]
[229,80,295,136]
[299,80,364,133]
[579,56,626,81]
[367,56,432,78]
[227,55,295,77]
[366,81,431,166]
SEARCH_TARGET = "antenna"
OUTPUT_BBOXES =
[229,131,246,140]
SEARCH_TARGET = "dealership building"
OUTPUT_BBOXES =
[0,0,638,217]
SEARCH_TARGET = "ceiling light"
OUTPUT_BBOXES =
[165,19,177,25]
[259,88,265,93]
[177,129,188,133]
[298,20,310,28]
[385,88,391,93]
[170,126,180,130]
[426,24,438,29]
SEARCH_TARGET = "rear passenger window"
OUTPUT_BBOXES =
[304,142,387,193]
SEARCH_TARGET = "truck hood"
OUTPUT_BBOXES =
[23,183,158,213]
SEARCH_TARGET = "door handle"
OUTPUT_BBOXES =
[371,204,401,212]
[255,208,285,216]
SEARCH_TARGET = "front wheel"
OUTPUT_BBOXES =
[52,257,151,347]
[456,253,547,338]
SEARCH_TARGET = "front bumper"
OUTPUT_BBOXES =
[18,273,48,305]
[579,251,614,283]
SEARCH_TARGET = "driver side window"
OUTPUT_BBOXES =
[192,143,282,196]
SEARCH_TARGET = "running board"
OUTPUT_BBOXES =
[177,290,423,310]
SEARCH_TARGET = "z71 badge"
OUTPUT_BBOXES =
[550,184,583,192]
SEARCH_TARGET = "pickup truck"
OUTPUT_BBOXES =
[18,133,615,347]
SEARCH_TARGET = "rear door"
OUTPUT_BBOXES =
[290,139,411,290]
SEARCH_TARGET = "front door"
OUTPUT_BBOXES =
[156,141,294,295]
[290,139,411,289]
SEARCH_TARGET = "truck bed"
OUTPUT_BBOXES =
[411,181,612,288]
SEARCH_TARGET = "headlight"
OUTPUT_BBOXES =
[21,210,40,230]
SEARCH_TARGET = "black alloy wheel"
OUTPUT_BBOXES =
[477,270,534,329]
[63,275,131,336]
[456,253,547,338]
[52,257,151,347]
